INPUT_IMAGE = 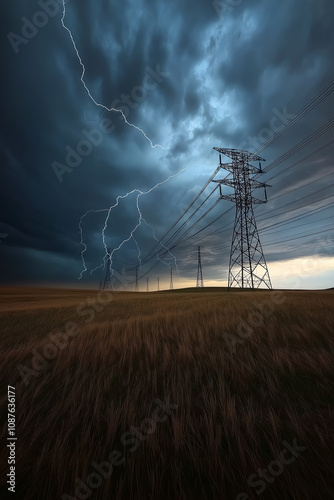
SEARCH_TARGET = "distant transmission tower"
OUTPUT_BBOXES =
[146,277,149,292]
[212,148,272,289]
[157,277,160,291]
[102,248,112,290]
[196,246,204,288]
[170,268,174,290]
[135,266,139,292]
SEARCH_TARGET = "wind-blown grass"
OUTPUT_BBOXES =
[0,287,333,499]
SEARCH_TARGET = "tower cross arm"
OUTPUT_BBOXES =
[213,147,266,162]
[212,178,235,188]
[250,179,272,189]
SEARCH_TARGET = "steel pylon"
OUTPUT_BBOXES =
[196,246,204,288]
[170,268,174,290]
[102,248,113,290]
[212,148,272,289]
[135,266,139,292]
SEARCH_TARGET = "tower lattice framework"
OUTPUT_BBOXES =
[196,246,204,288]
[170,268,174,290]
[212,148,272,289]
[135,266,139,292]
[102,248,112,290]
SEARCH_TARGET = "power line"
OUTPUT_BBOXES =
[156,186,220,253]
[126,184,334,282]
[190,181,334,247]
[112,81,334,280]
[200,221,334,254]
[261,212,334,236]
[265,227,333,247]
[254,79,334,154]
[141,165,223,262]
[128,122,333,273]
[265,137,334,182]
[262,119,334,176]
[145,135,334,260]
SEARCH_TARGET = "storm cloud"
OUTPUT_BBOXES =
[1,0,333,288]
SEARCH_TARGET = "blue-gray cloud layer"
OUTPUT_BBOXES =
[1,0,333,287]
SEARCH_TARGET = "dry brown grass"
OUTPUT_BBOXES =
[1,286,334,500]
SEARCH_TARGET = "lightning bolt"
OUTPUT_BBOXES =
[60,0,166,150]
[78,208,109,280]
[61,1,186,283]
[132,235,142,269]
[79,170,187,282]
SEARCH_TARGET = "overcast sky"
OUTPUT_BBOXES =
[1,0,333,289]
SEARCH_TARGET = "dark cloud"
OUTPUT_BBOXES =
[1,0,333,288]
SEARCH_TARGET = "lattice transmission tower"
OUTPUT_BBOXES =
[102,248,112,290]
[135,266,139,292]
[170,268,174,290]
[196,246,204,288]
[212,148,272,289]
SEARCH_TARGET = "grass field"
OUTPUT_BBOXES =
[1,286,334,500]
